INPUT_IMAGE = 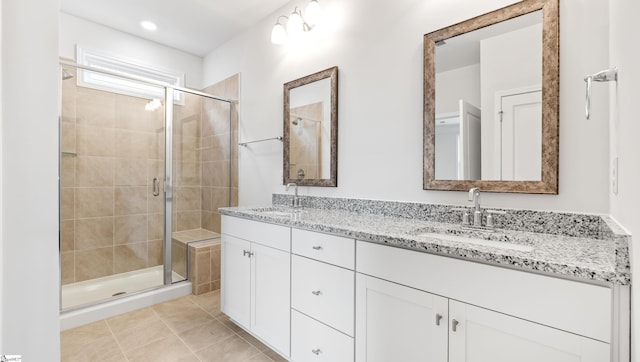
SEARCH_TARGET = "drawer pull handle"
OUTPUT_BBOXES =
[312,246,323,250]
[243,250,254,258]
[452,319,459,332]
[435,313,443,326]
[312,349,322,355]
[311,290,322,296]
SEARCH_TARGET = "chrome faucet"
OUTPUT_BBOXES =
[468,188,482,227]
[286,182,301,208]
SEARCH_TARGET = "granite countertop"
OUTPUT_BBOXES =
[219,204,631,285]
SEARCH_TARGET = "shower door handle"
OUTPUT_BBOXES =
[153,178,160,196]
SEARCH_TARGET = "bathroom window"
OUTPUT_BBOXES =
[76,46,184,103]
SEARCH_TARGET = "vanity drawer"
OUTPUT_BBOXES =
[292,228,355,269]
[291,309,354,362]
[221,215,290,252]
[292,255,355,336]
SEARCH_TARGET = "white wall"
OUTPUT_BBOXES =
[435,64,480,115]
[2,0,60,360]
[59,13,204,88]
[204,0,611,213]
[609,0,640,360]
[0,1,3,353]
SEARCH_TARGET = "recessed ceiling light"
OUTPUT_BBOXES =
[140,21,157,31]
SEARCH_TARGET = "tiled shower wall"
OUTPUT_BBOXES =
[60,67,239,285]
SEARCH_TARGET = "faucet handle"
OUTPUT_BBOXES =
[450,207,470,225]
[485,209,507,228]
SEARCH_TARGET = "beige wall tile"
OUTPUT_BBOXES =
[211,161,230,187]
[201,211,214,232]
[61,156,76,188]
[61,121,77,153]
[76,217,114,250]
[196,249,211,287]
[175,187,201,212]
[61,251,75,285]
[76,124,115,157]
[175,162,201,186]
[147,131,164,160]
[114,95,157,132]
[76,87,115,127]
[176,210,200,231]
[114,242,147,274]
[171,241,188,278]
[212,212,222,233]
[61,220,75,252]
[195,283,212,295]
[201,187,212,212]
[212,187,230,211]
[76,156,114,187]
[147,240,163,267]
[114,215,148,244]
[115,186,147,216]
[148,213,164,241]
[115,129,148,159]
[114,157,147,186]
[61,188,75,220]
[75,188,113,218]
[75,247,113,282]
[210,246,221,282]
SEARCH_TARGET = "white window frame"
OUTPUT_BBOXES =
[76,46,185,104]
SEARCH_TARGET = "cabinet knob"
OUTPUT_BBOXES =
[242,250,254,258]
[312,349,322,355]
[435,313,443,326]
[311,290,322,296]
[452,319,459,332]
[312,245,323,250]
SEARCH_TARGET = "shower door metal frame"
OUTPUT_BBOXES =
[58,61,236,310]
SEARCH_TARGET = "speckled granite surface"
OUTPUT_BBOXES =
[220,196,631,285]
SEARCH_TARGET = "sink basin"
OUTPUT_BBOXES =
[417,232,534,252]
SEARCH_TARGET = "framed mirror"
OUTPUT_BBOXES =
[283,66,338,187]
[423,0,559,193]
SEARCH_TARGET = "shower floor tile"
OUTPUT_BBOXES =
[60,290,287,362]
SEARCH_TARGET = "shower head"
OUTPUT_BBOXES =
[291,117,302,126]
[61,69,74,80]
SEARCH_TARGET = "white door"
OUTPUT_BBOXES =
[251,243,291,357]
[449,300,610,362]
[499,90,542,180]
[458,100,482,180]
[221,234,251,329]
[355,274,448,362]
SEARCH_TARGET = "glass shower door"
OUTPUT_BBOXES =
[60,66,171,308]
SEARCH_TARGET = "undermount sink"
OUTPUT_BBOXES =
[417,232,534,252]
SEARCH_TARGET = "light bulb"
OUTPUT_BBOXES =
[287,9,304,37]
[271,22,287,44]
[305,0,321,27]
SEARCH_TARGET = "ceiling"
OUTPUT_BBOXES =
[60,0,292,57]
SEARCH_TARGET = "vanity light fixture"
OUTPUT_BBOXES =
[271,0,321,45]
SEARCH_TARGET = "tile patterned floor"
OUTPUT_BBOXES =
[60,290,287,362]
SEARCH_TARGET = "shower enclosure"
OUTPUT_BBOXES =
[59,62,238,310]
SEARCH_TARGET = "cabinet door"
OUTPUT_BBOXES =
[251,243,291,357]
[355,274,448,362]
[449,300,610,362]
[291,310,354,362]
[221,235,251,329]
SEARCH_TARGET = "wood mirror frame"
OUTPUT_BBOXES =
[423,0,559,193]
[283,66,338,187]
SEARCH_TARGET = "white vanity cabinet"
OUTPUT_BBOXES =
[356,241,612,362]
[290,229,356,362]
[221,216,291,358]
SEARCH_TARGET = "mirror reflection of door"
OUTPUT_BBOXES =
[498,89,542,181]
[289,102,323,179]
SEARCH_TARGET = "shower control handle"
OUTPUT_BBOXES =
[153,178,160,197]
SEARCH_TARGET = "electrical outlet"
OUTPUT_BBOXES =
[612,157,619,195]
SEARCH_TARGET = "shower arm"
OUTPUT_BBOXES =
[584,67,618,120]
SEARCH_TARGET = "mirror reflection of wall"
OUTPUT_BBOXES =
[289,77,331,180]
[434,10,542,182]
